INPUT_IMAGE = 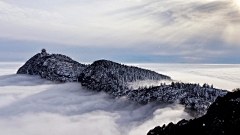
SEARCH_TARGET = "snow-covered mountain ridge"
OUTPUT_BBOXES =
[17,52,169,83]
[17,52,228,117]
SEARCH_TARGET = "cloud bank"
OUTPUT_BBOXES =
[136,63,240,90]
[1,62,239,134]
[0,73,191,135]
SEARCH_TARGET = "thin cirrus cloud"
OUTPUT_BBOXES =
[0,0,240,63]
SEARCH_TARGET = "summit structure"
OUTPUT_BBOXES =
[41,48,46,53]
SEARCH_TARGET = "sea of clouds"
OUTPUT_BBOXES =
[0,62,239,135]
[0,63,191,135]
[131,63,240,91]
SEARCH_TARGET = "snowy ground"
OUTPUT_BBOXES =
[0,62,239,135]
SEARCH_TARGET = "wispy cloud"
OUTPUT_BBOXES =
[0,0,240,63]
[183,56,203,61]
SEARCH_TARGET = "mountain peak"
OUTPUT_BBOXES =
[17,51,228,118]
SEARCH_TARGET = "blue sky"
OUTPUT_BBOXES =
[0,0,240,63]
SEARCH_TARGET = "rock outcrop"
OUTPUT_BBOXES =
[147,89,240,135]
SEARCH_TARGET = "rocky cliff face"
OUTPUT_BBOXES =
[17,52,87,82]
[147,89,240,135]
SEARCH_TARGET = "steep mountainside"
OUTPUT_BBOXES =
[147,89,240,135]
[17,52,87,82]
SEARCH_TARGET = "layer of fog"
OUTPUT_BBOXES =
[129,63,240,91]
[1,62,239,135]
[0,74,191,135]
[128,80,172,90]
[0,62,23,76]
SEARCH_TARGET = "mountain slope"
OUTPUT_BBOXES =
[125,82,227,116]
[147,89,240,135]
